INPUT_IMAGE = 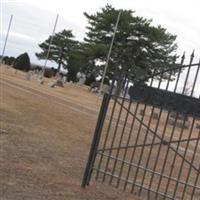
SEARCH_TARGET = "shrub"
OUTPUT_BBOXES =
[13,52,31,71]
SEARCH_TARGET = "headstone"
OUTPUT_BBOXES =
[196,123,200,129]
[168,118,175,126]
[25,71,32,80]
[77,72,86,85]
[48,80,57,88]
[170,112,188,120]
[38,76,44,85]
[152,112,159,119]
[140,109,145,116]
[170,112,177,119]
[35,69,38,74]
[168,118,190,129]
[168,112,190,129]
[48,79,64,88]
[90,81,100,93]
[62,76,67,83]
[56,79,64,87]
[78,77,86,85]
[177,121,190,129]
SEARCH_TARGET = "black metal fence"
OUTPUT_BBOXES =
[82,53,200,200]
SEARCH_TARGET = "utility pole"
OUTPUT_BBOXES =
[41,14,59,77]
[57,46,64,76]
[99,11,121,93]
[0,14,13,65]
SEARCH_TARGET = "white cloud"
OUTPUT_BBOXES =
[2,31,35,41]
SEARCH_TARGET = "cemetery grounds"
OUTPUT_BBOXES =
[0,65,140,200]
[0,65,199,199]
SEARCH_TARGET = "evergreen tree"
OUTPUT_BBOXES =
[84,4,178,82]
[6,56,15,65]
[13,52,30,71]
[36,29,77,73]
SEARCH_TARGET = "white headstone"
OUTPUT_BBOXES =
[48,80,57,88]
[38,76,44,85]
[63,76,67,83]
[25,71,32,80]
[77,72,86,85]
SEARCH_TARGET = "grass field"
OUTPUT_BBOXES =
[0,65,141,200]
[1,65,200,200]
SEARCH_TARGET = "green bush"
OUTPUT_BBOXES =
[4,56,15,65]
[13,52,31,72]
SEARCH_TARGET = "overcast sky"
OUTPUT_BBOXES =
[1,0,200,65]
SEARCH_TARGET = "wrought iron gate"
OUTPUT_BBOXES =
[82,53,200,200]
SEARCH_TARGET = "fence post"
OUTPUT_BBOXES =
[81,93,110,188]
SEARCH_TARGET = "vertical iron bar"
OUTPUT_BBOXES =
[139,56,184,197]
[158,55,188,198]
[161,114,185,199]
[191,165,200,199]
[115,98,137,188]
[174,52,185,92]
[191,90,200,199]
[170,52,194,198]
[158,113,188,200]
[102,75,128,182]
[190,59,200,97]
[181,122,200,199]
[171,118,196,199]
[95,78,117,180]
[147,70,173,198]
[182,51,194,94]
[156,58,193,199]
[156,72,191,199]
[164,61,200,199]
[81,53,200,199]
[131,75,163,193]
[123,102,140,190]
[124,73,155,192]
[81,92,110,187]
[109,78,130,184]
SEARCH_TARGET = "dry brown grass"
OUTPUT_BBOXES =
[1,65,199,200]
[0,65,141,200]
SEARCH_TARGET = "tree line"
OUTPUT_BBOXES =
[2,5,178,85]
[36,4,178,83]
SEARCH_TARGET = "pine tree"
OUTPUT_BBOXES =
[36,29,77,73]
[84,4,178,82]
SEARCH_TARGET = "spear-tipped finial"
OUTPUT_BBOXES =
[191,50,195,57]
[190,50,195,63]
[181,52,185,65]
